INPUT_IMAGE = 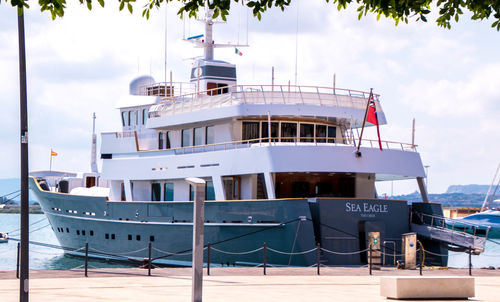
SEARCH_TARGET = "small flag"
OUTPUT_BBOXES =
[235,48,243,56]
[51,150,58,156]
[366,94,383,150]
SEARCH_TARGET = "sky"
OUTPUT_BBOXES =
[0,1,499,196]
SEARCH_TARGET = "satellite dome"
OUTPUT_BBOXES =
[129,76,155,95]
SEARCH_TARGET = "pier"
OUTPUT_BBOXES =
[1,267,500,301]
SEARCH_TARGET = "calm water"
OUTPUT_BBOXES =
[0,214,132,270]
[0,213,499,270]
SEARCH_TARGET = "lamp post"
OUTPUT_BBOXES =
[186,177,206,302]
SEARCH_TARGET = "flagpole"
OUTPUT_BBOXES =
[50,149,52,171]
[356,88,373,155]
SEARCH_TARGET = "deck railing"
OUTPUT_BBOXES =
[134,136,416,155]
[148,84,381,118]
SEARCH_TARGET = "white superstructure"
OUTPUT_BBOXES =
[98,10,428,204]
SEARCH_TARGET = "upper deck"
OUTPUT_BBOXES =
[144,84,387,129]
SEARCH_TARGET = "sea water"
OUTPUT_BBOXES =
[0,214,132,270]
[1,213,499,270]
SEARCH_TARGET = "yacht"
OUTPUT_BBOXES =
[29,10,443,267]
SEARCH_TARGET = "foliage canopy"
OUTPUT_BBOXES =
[5,0,500,30]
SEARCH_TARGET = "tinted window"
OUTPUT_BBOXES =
[194,127,203,146]
[316,125,326,143]
[121,111,127,126]
[261,122,279,142]
[242,122,260,142]
[300,124,314,142]
[327,126,336,143]
[164,182,174,201]
[281,123,297,142]
[206,126,215,144]
[182,129,192,147]
[151,183,161,201]
[142,109,147,125]
[206,181,215,201]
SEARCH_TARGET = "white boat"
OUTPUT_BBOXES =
[0,232,8,243]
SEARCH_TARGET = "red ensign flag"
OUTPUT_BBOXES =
[366,95,383,150]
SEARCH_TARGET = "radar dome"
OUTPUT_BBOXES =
[129,76,155,95]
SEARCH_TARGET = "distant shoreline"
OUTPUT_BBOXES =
[0,207,43,214]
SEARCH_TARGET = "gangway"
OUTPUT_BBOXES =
[410,213,490,253]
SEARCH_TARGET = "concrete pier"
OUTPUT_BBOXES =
[0,267,499,301]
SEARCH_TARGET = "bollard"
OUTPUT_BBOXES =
[369,244,372,275]
[16,242,20,279]
[316,243,321,275]
[207,243,211,276]
[263,242,267,275]
[148,242,152,276]
[469,247,472,276]
[85,242,89,277]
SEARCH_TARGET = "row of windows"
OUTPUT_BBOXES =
[242,121,337,143]
[54,226,155,242]
[158,126,215,150]
[150,181,216,202]
[121,109,148,127]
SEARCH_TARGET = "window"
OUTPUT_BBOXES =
[206,181,215,201]
[165,131,171,149]
[194,127,203,146]
[206,126,215,144]
[327,126,336,143]
[82,230,86,236]
[111,234,115,240]
[121,111,127,126]
[105,233,109,239]
[189,184,195,201]
[142,109,147,125]
[150,236,155,242]
[127,111,131,126]
[136,235,141,241]
[281,122,297,142]
[76,230,80,235]
[90,230,94,236]
[158,132,164,149]
[300,123,314,142]
[130,110,136,126]
[121,183,126,201]
[316,124,326,143]
[151,183,161,201]
[128,234,132,240]
[261,122,279,142]
[242,122,260,142]
[164,182,174,201]
[66,228,69,233]
[182,129,192,147]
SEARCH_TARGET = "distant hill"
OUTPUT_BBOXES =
[390,191,488,207]
[446,185,491,194]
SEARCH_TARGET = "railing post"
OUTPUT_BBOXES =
[469,247,472,276]
[148,242,152,276]
[263,242,267,276]
[316,243,321,275]
[369,244,372,275]
[207,243,211,276]
[85,242,89,277]
[16,242,20,279]
[419,242,423,276]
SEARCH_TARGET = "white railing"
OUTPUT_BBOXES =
[136,81,197,98]
[148,84,381,118]
[135,136,416,155]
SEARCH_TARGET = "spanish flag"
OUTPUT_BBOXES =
[51,150,58,156]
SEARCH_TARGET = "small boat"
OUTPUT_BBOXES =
[0,232,8,243]
[446,210,500,238]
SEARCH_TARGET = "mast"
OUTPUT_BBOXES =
[204,3,214,60]
[91,112,98,173]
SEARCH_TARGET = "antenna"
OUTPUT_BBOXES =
[164,5,168,84]
[90,112,98,173]
[294,0,300,86]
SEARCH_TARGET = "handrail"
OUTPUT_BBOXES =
[148,84,383,118]
[133,135,416,154]
[418,212,492,240]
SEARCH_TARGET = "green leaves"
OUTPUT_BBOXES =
[3,0,499,31]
